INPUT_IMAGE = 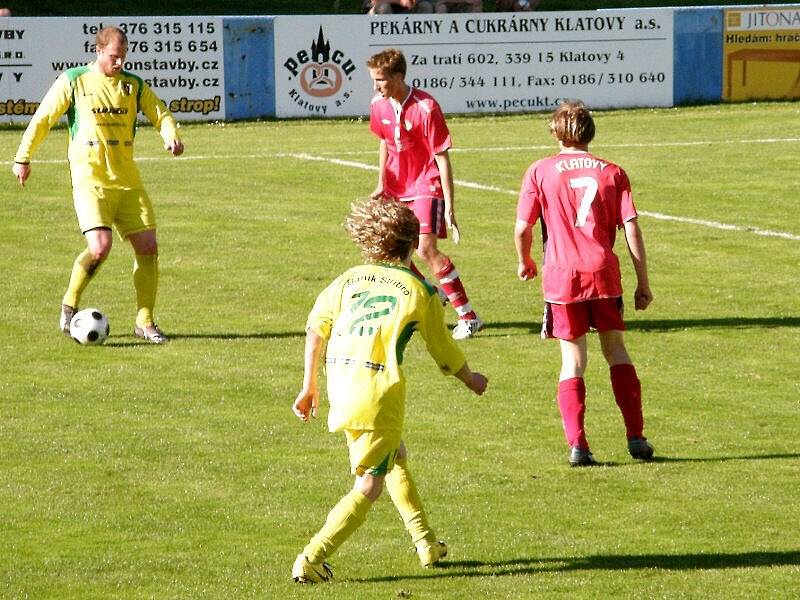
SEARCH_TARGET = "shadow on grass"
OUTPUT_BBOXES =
[351,550,800,583]
[554,452,800,468]
[97,316,799,344]
[168,331,304,340]
[483,316,800,334]
[101,331,304,345]
[649,452,800,464]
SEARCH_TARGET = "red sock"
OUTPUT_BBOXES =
[435,258,476,320]
[557,378,587,449]
[610,364,644,439]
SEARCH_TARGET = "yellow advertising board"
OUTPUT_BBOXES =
[724,7,800,101]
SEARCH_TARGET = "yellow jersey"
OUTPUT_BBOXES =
[307,262,466,433]
[14,63,179,189]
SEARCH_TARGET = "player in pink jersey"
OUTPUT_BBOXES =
[514,100,655,466]
[367,49,483,340]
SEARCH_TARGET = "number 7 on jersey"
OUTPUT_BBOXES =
[569,176,598,227]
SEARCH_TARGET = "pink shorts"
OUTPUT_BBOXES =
[541,297,625,340]
[405,197,446,239]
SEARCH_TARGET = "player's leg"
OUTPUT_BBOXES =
[62,228,113,334]
[65,228,113,305]
[293,430,398,583]
[127,229,164,342]
[118,189,166,343]
[62,187,116,335]
[558,335,595,465]
[415,234,458,304]
[416,234,482,339]
[599,328,653,460]
[552,302,596,466]
[405,247,448,306]
[295,473,382,582]
[385,441,447,567]
[411,197,481,335]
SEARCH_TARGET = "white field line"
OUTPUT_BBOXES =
[2,136,798,163]
[4,139,798,241]
[280,152,800,242]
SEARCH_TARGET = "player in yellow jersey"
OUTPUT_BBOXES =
[11,26,184,344]
[291,197,488,584]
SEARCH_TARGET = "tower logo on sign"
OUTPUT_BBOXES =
[283,27,356,114]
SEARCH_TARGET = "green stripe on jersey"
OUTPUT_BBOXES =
[65,66,90,140]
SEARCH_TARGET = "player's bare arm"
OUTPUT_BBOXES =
[12,162,30,187]
[514,219,538,280]
[371,140,389,199]
[292,329,325,421]
[623,218,653,310]
[454,362,488,395]
[434,150,459,243]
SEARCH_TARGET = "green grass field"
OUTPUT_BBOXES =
[1,102,799,599]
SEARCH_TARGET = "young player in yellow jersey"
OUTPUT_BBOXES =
[11,26,184,344]
[291,197,488,584]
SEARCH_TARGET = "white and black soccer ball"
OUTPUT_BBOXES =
[70,308,110,345]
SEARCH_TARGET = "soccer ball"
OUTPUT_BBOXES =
[70,308,110,345]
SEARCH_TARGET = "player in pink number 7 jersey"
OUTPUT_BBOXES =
[514,100,655,467]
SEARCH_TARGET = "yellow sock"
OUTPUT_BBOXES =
[133,254,158,327]
[303,489,373,563]
[385,458,436,545]
[63,249,103,308]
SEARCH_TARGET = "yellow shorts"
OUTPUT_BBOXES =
[73,185,156,238]
[345,429,401,476]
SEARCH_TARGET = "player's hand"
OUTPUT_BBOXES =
[518,258,538,281]
[634,285,653,310]
[12,162,30,187]
[445,211,461,244]
[292,387,319,422]
[166,140,184,156]
[468,372,488,396]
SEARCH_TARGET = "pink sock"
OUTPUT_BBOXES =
[610,364,644,439]
[557,378,587,449]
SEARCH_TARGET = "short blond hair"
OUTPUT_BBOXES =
[346,197,419,263]
[96,26,128,50]
[549,100,595,146]
[366,49,406,78]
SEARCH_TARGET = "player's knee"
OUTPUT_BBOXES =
[88,244,111,262]
[129,232,159,255]
[136,241,158,255]
[416,245,441,265]
[561,364,586,379]
[355,474,384,501]
[605,349,632,366]
[600,336,630,365]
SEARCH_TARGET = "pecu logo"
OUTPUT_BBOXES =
[283,26,355,115]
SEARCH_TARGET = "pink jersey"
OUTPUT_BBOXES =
[369,87,452,201]
[516,151,638,304]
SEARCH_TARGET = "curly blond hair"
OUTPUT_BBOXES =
[549,100,595,146]
[346,197,419,263]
